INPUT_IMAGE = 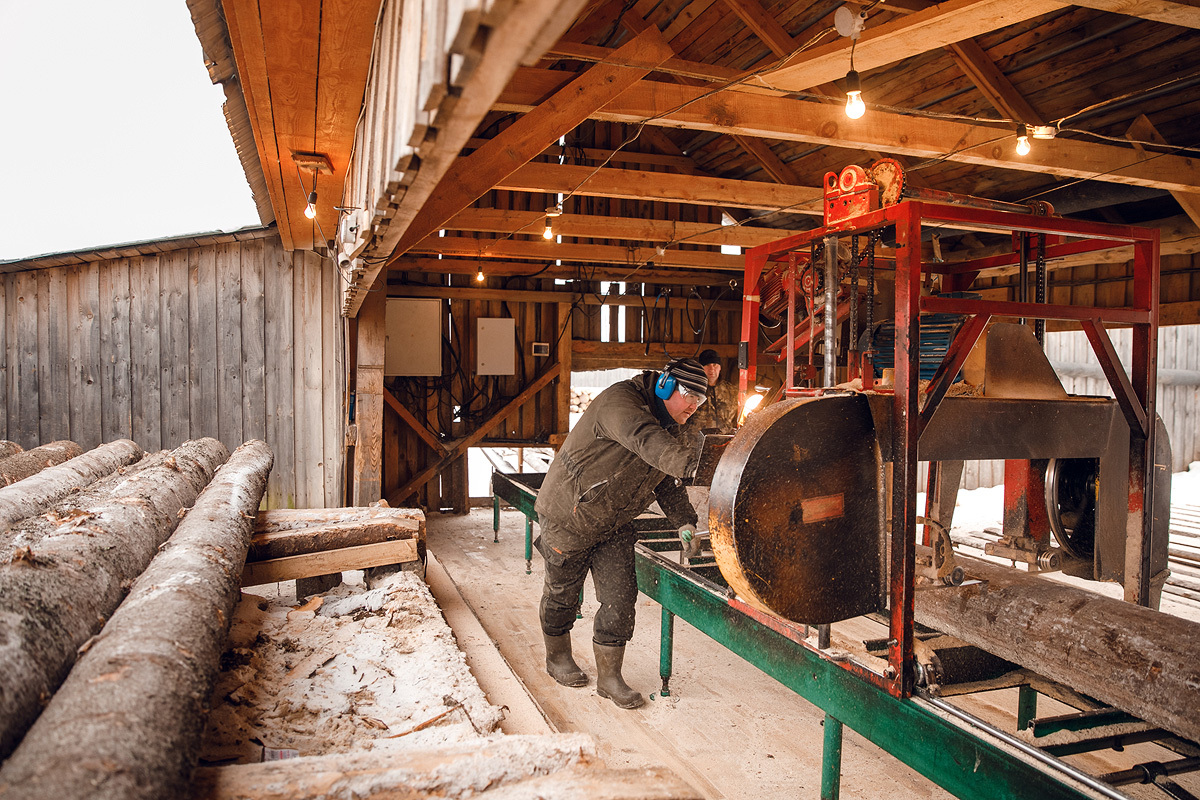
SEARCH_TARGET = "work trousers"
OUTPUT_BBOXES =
[535,516,639,646]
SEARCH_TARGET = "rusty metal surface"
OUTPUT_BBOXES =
[692,432,733,487]
[708,393,881,625]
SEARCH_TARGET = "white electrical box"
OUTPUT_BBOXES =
[385,298,442,376]
[476,318,516,375]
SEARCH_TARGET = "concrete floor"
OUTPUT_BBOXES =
[427,507,1196,800]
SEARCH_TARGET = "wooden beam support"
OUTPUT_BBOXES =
[411,235,743,271]
[1069,0,1200,27]
[389,284,742,310]
[391,258,741,284]
[241,539,419,586]
[946,38,1046,125]
[442,208,802,247]
[721,0,800,59]
[759,0,1065,92]
[731,135,801,184]
[492,162,824,212]
[1126,115,1200,230]
[387,26,675,261]
[383,389,448,456]
[496,70,1200,194]
[556,303,572,442]
[388,364,562,504]
[571,340,751,371]
[353,285,385,504]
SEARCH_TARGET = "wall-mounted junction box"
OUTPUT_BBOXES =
[531,342,550,357]
[385,298,442,376]
[477,318,515,375]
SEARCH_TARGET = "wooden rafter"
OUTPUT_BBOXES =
[385,26,675,262]
[759,0,1065,92]
[1125,115,1200,230]
[388,363,562,504]
[491,162,823,212]
[1069,0,1200,27]
[946,38,1046,125]
[409,235,743,271]
[497,71,1200,194]
[441,208,804,247]
[391,258,738,284]
[391,283,743,311]
[383,389,447,456]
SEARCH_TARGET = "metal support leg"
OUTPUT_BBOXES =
[1018,685,1039,731]
[660,607,675,696]
[525,517,533,574]
[821,714,844,800]
[493,494,500,543]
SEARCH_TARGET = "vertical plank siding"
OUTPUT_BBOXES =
[0,234,342,508]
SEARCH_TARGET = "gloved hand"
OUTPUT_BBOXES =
[678,524,702,560]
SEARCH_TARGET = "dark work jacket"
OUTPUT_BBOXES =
[535,371,700,553]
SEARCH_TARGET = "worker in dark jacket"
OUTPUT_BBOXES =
[534,357,709,709]
[683,348,740,434]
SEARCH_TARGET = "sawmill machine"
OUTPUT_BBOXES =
[633,162,1200,800]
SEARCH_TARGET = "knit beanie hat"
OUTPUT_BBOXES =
[697,349,720,366]
[664,357,709,396]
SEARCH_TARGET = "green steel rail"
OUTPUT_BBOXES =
[635,544,1127,800]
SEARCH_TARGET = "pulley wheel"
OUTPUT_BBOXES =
[709,393,882,624]
[1045,457,1098,559]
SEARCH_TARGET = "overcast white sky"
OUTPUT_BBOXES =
[0,0,261,262]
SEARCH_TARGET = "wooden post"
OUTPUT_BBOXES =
[556,302,573,443]
[354,283,386,505]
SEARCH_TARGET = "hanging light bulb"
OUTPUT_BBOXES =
[543,204,562,240]
[303,190,318,219]
[844,70,865,120]
[1015,124,1031,156]
[476,267,485,282]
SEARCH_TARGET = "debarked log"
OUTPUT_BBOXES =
[0,441,84,486]
[0,437,229,759]
[0,440,273,800]
[913,546,1200,745]
[0,439,144,533]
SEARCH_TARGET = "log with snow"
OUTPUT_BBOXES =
[0,437,229,759]
[0,440,273,799]
[0,439,143,533]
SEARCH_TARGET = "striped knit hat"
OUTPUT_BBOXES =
[664,357,709,396]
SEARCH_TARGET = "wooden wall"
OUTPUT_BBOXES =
[0,233,344,509]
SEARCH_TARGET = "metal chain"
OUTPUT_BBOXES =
[1035,232,1047,345]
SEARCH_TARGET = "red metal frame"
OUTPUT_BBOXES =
[739,199,1161,697]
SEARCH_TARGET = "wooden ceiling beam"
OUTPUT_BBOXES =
[348,0,591,316]
[1125,115,1200,230]
[720,0,800,59]
[442,208,803,247]
[466,139,697,170]
[1068,0,1200,28]
[758,0,1066,93]
[542,41,785,94]
[409,235,744,270]
[496,71,1200,194]
[946,38,1046,125]
[492,162,824,212]
[385,26,675,262]
[390,283,743,310]
[391,258,741,284]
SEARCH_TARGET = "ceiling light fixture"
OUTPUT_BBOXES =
[476,267,486,282]
[304,190,318,219]
[844,70,865,120]
[542,204,563,241]
[1030,125,1057,140]
[1016,124,1031,156]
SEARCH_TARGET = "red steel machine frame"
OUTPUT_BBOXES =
[738,199,1160,699]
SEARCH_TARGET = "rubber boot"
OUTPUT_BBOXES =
[544,633,588,687]
[593,641,644,709]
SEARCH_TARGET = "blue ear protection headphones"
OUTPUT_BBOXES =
[655,366,678,400]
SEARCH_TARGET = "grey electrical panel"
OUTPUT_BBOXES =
[385,298,442,376]
[477,318,516,375]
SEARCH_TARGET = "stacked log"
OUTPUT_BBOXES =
[0,441,83,486]
[0,437,229,759]
[0,441,21,460]
[0,440,274,799]
[0,439,143,533]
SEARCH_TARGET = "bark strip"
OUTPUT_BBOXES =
[0,440,273,799]
[0,439,144,534]
[914,547,1200,745]
[0,437,229,760]
[0,441,83,486]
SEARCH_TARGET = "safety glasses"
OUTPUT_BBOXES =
[677,383,707,405]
